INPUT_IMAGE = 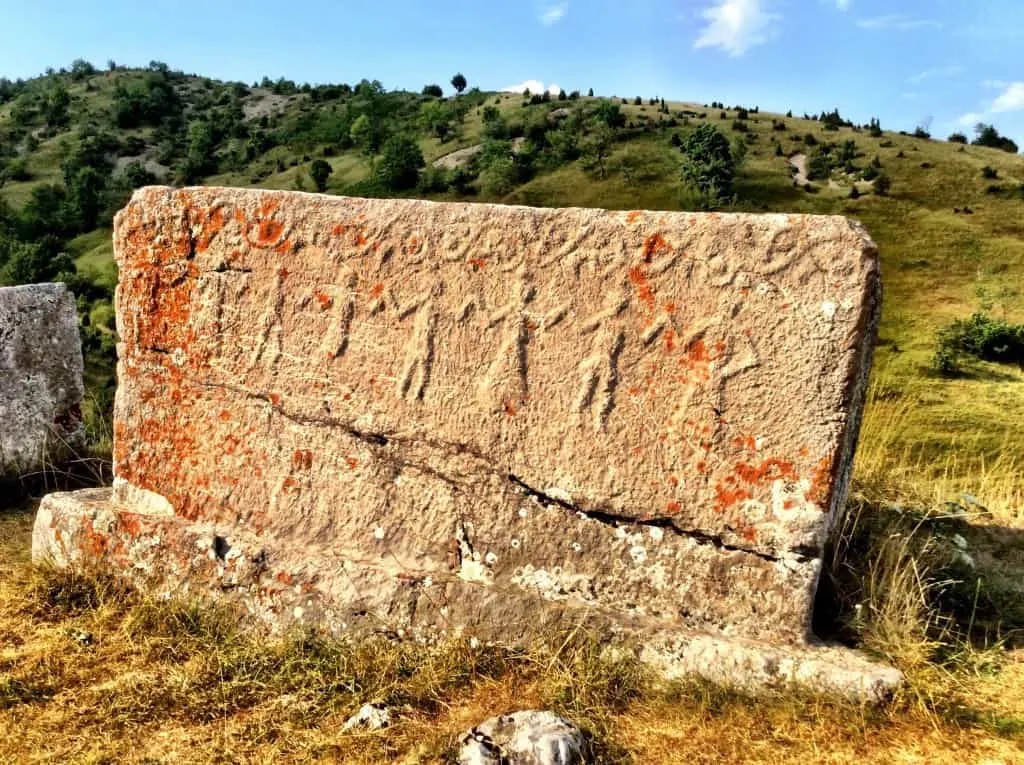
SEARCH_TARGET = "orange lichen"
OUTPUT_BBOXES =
[666,501,681,514]
[292,450,313,471]
[194,206,226,253]
[345,457,359,469]
[370,283,385,299]
[734,458,798,485]
[714,484,753,513]
[468,257,487,269]
[628,265,656,311]
[315,291,333,310]
[503,399,517,417]
[808,455,834,505]
[626,210,643,224]
[687,339,710,363]
[641,232,672,263]
[732,435,757,451]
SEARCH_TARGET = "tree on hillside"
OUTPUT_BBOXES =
[419,99,453,140]
[594,100,625,129]
[422,84,443,98]
[375,135,424,190]
[973,123,1019,154]
[309,159,333,192]
[70,59,96,81]
[948,132,968,144]
[43,84,71,128]
[679,123,736,200]
[581,123,616,179]
[587,88,594,97]
[451,73,467,94]
[350,114,377,157]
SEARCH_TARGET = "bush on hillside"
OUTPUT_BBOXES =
[972,123,1018,154]
[981,165,998,179]
[873,172,891,195]
[679,123,736,201]
[948,132,967,144]
[934,312,1024,376]
[374,135,424,190]
[309,159,333,192]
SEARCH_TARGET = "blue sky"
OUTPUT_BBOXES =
[2,0,1023,144]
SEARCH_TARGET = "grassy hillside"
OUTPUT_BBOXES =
[2,64,1022,508]
[2,59,1024,765]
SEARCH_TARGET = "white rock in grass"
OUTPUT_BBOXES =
[457,710,588,765]
[341,703,390,732]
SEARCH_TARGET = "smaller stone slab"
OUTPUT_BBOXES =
[0,283,84,478]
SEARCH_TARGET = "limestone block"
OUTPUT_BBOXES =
[35,188,897,699]
[0,283,84,477]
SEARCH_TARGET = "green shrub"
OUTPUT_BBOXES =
[981,165,998,179]
[679,123,736,201]
[934,312,1024,376]
[309,158,333,192]
[375,135,424,190]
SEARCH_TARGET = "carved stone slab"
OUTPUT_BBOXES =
[0,282,84,478]
[35,188,894,699]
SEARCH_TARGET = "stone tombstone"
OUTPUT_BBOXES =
[1,283,84,479]
[34,187,900,700]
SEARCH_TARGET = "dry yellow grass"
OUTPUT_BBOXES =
[2,499,1023,764]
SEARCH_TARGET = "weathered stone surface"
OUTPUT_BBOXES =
[35,187,896,698]
[458,711,588,765]
[1,283,84,477]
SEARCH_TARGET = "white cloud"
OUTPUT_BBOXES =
[857,14,942,31]
[907,65,964,84]
[503,80,562,95]
[835,0,850,10]
[992,82,1024,112]
[693,0,780,57]
[538,2,568,26]
[956,81,1024,127]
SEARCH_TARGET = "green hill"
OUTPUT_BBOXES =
[2,62,1023,510]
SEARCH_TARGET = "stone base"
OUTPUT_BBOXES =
[33,488,903,703]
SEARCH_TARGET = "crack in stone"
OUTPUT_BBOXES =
[196,380,817,565]
[507,474,816,565]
